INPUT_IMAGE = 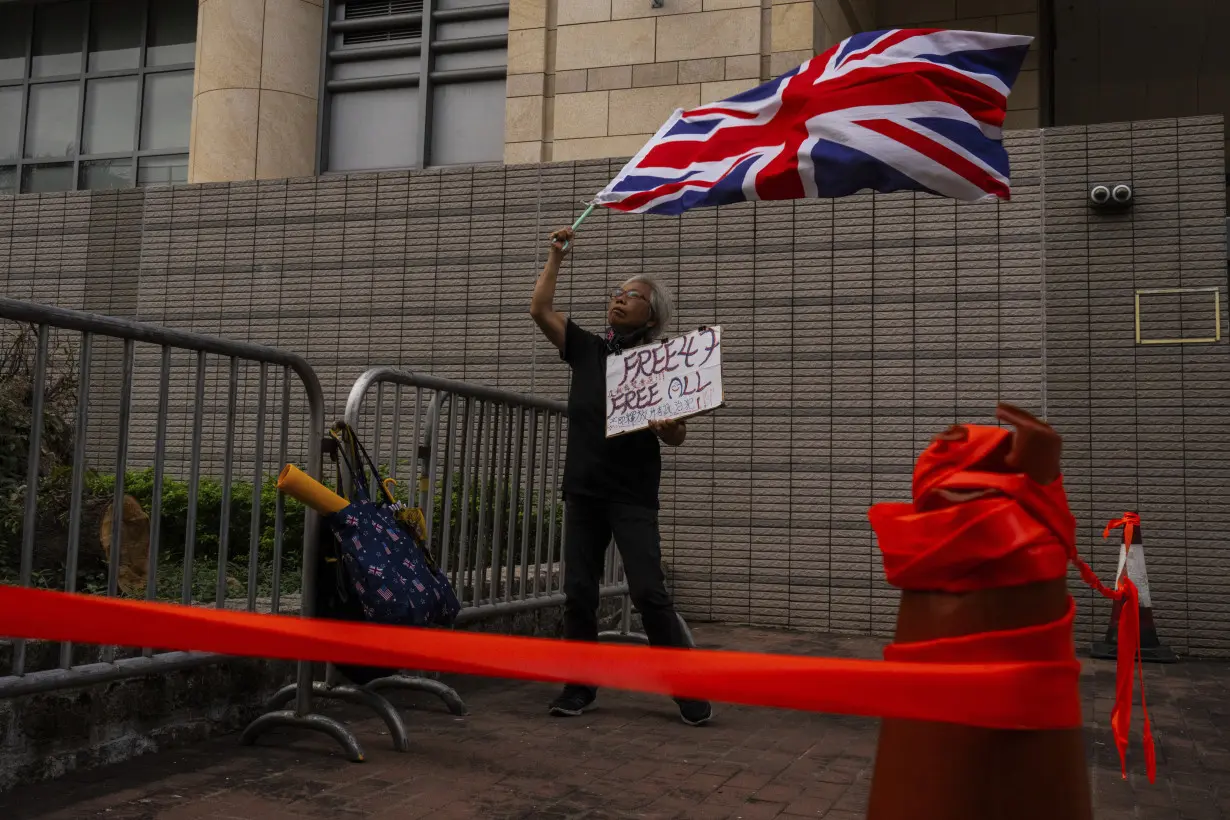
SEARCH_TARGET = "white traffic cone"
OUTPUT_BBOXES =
[1091,513,1176,663]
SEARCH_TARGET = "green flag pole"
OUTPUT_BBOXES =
[561,202,596,251]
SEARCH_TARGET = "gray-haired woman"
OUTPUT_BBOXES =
[529,225,712,727]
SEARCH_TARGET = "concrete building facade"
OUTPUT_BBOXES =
[5,0,1225,190]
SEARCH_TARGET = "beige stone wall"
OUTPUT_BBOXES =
[506,0,1041,162]
[188,0,324,183]
[507,0,801,164]
[769,0,871,76]
[874,0,1041,128]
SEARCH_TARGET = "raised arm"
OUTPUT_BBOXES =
[530,227,572,350]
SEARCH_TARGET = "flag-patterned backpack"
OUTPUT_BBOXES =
[324,423,460,627]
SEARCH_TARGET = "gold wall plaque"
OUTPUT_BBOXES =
[1134,287,1222,345]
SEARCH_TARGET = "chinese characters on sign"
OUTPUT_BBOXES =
[605,326,724,438]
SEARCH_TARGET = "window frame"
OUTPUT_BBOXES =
[316,0,510,175]
[0,0,196,194]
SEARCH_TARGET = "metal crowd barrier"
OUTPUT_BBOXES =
[0,302,695,765]
[0,298,371,760]
[278,367,687,740]
[246,369,667,760]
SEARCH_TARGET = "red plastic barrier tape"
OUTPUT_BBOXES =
[0,583,1079,730]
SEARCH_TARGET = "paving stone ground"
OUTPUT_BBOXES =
[1,624,1227,819]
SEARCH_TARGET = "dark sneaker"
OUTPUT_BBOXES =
[549,685,596,717]
[677,699,713,727]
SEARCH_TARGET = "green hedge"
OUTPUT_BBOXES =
[4,455,563,602]
[0,466,309,600]
[428,470,565,572]
[82,468,308,564]
[0,322,78,549]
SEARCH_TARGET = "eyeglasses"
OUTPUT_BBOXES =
[610,287,649,303]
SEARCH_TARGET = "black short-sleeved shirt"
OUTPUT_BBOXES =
[561,319,661,509]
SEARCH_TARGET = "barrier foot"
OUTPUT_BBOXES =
[676,614,697,648]
[598,613,695,648]
[240,711,365,763]
[598,628,649,645]
[265,681,411,752]
[365,674,469,716]
[264,681,303,711]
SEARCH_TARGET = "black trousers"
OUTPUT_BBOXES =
[562,496,686,664]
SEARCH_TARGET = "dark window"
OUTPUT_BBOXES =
[346,0,423,16]
[0,88,21,161]
[146,0,197,67]
[0,0,197,195]
[22,162,74,193]
[0,6,29,81]
[80,157,133,189]
[25,82,81,159]
[140,70,193,150]
[31,1,86,78]
[321,0,509,172]
[137,154,188,186]
[89,0,143,72]
[83,77,139,154]
[329,88,419,170]
[430,81,506,166]
[342,0,424,46]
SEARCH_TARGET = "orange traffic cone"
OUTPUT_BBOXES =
[866,406,1094,820]
[1091,513,1176,663]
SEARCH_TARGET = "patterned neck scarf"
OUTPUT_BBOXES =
[605,325,650,355]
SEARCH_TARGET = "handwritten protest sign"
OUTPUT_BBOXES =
[605,326,724,438]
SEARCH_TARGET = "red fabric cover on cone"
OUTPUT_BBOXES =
[870,425,1154,782]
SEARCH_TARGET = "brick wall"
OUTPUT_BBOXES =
[1,117,1227,654]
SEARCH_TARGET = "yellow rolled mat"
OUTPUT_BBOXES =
[277,464,347,515]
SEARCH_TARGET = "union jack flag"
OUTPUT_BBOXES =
[592,29,1032,215]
